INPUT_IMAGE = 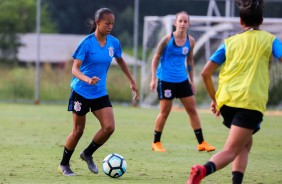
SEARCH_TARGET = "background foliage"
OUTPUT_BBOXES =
[0,0,55,64]
[0,0,282,106]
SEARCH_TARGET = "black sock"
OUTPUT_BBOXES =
[232,171,244,184]
[154,130,162,143]
[60,147,74,166]
[204,161,216,176]
[194,128,204,144]
[83,141,102,156]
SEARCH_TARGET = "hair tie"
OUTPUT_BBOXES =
[235,0,252,10]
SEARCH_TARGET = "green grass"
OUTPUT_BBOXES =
[0,103,281,184]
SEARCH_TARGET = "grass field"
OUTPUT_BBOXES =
[0,103,281,184]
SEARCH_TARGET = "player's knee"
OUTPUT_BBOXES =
[103,124,115,135]
[245,139,253,152]
[160,109,171,119]
[73,128,84,138]
[223,148,239,160]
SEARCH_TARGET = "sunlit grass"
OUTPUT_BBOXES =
[0,103,281,184]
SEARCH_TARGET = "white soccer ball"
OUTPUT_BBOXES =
[102,153,127,178]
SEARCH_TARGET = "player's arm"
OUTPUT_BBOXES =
[187,35,195,91]
[201,60,220,116]
[272,38,282,62]
[202,44,225,116]
[150,35,170,91]
[202,44,225,101]
[201,61,219,102]
[115,57,139,100]
[72,59,100,85]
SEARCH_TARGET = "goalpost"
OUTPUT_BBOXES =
[140,15,282,107]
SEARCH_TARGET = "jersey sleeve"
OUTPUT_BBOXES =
[114,39,122,59]
[72,39,87,61]
[272,38,282,60]
[209,44,226,65]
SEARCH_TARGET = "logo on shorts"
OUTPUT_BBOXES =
[182,47,189,55]
[164,89,172,98]
[74,101,82,111]
[108,47,114,57]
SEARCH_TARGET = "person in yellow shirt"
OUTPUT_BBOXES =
[187,0,282,183]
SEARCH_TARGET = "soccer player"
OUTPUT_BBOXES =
[58,8,138,176]
[150,11,215,152]
[187,0,282,183]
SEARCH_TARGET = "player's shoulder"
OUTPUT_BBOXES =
[188,34,195,42]
[78,34,93,44]
[107,34,120,43]
[160,34,172,45]
[164,33,173,41]
[187,34,195,47]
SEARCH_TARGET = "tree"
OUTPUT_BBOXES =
[0,0,56,64]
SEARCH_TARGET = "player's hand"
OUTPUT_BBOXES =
[130,81,139,101]
[150,79,157,91]
[87,76,100,85]
[190,82,197,94]
[210,100,220,117]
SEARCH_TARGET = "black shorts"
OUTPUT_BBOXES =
[220,105,263,134]
[157,79,194,100]
[67,90,112,116]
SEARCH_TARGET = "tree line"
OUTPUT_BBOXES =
[0,0,282,64]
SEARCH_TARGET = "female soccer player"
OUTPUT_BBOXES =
[58,8,138,176]
[187,0,282,183]
[150,11,215,152]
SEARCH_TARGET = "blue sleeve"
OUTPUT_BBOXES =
[114,39,122,59]
[272,38,282,60]
[209,44,226,65]
[72,40,87,61]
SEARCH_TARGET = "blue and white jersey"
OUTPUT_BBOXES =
[156,34,190,83]
[71,34,122,99]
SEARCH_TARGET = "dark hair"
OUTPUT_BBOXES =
[175,11,189,20]
[89,8,114,33]
[236,0,264,27]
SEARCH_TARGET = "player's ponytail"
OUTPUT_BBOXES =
[89,19,96,34]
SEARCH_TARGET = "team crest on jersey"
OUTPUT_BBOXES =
[108,47,114,57]
[164,89,172,98]
[74,101,82,111]
[182,47,189,55]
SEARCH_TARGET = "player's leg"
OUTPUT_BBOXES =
[180,96,215,152]
[152,80,174,152]
[59,114,86,176]
[187,125,253,184]
[66,114,86,149]
[92,107,115,144]
[80,106,115,174]
[155,99,173,131]
[152,99,173,152]
[80,95,114,174]
[210,125,253,170]
[231,136,253,184]
[180,96,201,130]
[59,90,89,176]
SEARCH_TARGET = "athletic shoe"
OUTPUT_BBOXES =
[197,141,216,152]
[152,142,166,152]
[80,151,99,174]
[58,164,75,176]
[186,164,206,184]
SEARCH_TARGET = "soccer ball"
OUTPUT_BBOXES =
[102,153,127,178]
